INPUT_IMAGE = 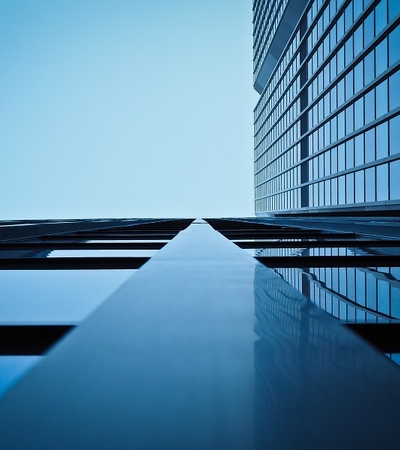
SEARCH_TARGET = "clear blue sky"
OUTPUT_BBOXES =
[0,0,257,219]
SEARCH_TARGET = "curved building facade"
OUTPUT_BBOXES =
[254,0,400,215]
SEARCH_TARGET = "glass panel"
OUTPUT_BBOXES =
[354,97,364,130]
[364,11,375,47]
[365,167,376,202]
[0,270,135,323]
[364,51,375,86]
[377,164,389,201]
[346,139,354,169]
[338,143,346,171]
[376,80,388,118]
[389,70,400,110]
[376,122,389,159]
[364,89,375,124]
[389,0,400,22]
[346,172,354,203]
[390,159,400,199]
[355,170,365,203]
[354,24,363,57]
[354,60,364,93]
[375,0,388,35]
[365,128,376,163]
[375,38,388,76]
[389,27,400,67]
[389,115,400,156]
[338,175,346,204]
[355,133,365,166]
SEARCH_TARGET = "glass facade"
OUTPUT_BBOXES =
[254,0,400,214]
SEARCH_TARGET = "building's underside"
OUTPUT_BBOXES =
[0,216,399,448]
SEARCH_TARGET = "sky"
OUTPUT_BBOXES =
[0,0,257,219]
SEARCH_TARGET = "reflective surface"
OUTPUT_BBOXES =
[254,0,400,214]
[1,223,400,449]
[0,270,135,323]
[48,250,157,258]
[0,356,41,396]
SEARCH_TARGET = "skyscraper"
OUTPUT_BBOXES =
[0,3,400,448]
[253,0,400,214]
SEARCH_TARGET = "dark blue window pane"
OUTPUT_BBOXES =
[378,280,390,315]
[389,70,400,110]
[376,80,388,117]
[331,146,338,173]
[355,134,365,166]
[345,71,354,100]
[346,139,354,169]
[354,24,363,57]
[319,154,324,177]
[389,115,400,156]
[364,11,375,47]
[346,104,354,134]
[389,0,400,21]
[337,13,345,41]
[345,4,353,32]
[338,143,346,171]
[365,128,376,163]
[338,175,346,204]
[325,150,331,175]
[376,122,389,159]
[355,170,365,202]
[331,116,338,142]
[354,60,364,93]
[375,0,388,35]
[377,163,389,201]
[365,89,375,124]
[356,270,366,306]
[389,26,400,66]
[375,38,388,76]
[345,37,353,67]
[325,179,331,205]
[364,51,375,85]
[338,111,345,139]
[390,159,400,199]
[331,177,338,205]
[354,1,363,19]
[354,97,364,130]
[366,273,377,310]
[346,172,354,203]
[365,167,376,202]
[338,79,345,106]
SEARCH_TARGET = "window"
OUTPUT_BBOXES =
[376,122,389,159]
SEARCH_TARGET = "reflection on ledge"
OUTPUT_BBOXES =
[253,264,400,449]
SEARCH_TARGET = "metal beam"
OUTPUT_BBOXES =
[0,325,75,355]
[221,231,357,240]
[345,323,400,353]
[0,242,166,250]
[0,222,399,448]
[0,257,150,270]
[256,255,400,268]
[41,233,177,240]
[235,239,400,249]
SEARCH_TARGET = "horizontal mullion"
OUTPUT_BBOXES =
[236,240,400,249]
[0,242,166,250]
[41,234,176,240]
[345,323,400,354]
[0,325,75,355]
[223,232,356,240]
[255,255,400,268]
[0,257,150,270]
